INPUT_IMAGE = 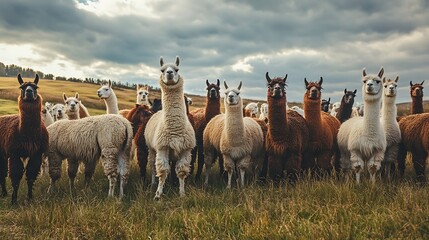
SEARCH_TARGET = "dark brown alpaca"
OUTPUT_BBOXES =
[410,81,425,114]
[398,113,429,183]
[0,74,49,204]
[335,89,357,123]
[303,78,341,173]
[190,80,222,180]
[265,72,309,182]
[126,104,153,179]
[321,98,331,113]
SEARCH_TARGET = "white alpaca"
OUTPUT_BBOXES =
[259,103,268,121]
[380,76,401,179]
[203,81,264,188]
[290,106,305,117]
[245,102,259,117]
[97,80,119,114]
[337,67,386,184]
[63,92,90,120]
[46,114,133,198]
[136,84,152,106]
[144,56,195,199]
[330,102,341,116]
[45,101,54,117]
[52,103,68,121]
[41,105,54,127]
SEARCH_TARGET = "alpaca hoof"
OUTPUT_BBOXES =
[154,195,161,201]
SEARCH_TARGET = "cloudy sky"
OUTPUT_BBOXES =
[0,0,428,104]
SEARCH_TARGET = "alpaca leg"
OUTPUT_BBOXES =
[196,143,206,181]
[285,152,302,183]
[136,145,149,180]
[147,149,156,185]
[47,153,62,194]
[67,159,79,196]
[190,146,197,176]
[0,153,7,196]
[154,149,170,200]
[317,151,334,177]
[223,155,235,189]
[176,150,192,197]
[350,152,364,184]
[412,152,428,184]
[237,156,251,187]
[25,155,42,201]
[268,155,284,182]
[9,156,24,204]
[84,160,97,188]
[101,147,120,197]
[118,150,130,199]
[203,148,215,186]
[368,151,384,185]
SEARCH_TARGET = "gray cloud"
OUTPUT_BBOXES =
[0,0,428,104]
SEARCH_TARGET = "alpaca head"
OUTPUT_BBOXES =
[266,72,287,98]
[362,67,384,101]
[245,102,259,117]
[223,81,242,106]
[41,105,52,119]
[45,101,54,116]
[321,98,331,112]
[410,80,424,97]
[304,77,323,101]
[206,79,221,99]
[160,56,180,85]
[97,80,113,99]
[186,97,193,105]
[136,85,150,104]
[342,89,357,105]
[151,98,162,113]
[128,104,153,128]
[63,92,81,113]
[260,103,268,115]
[18,74,39,102]
[383,76,399,98]
[52,103,66,120]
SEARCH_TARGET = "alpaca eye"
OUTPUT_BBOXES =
[376,80,381,84]
[161,69,165,73]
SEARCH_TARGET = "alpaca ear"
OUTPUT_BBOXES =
[237,81,242,90]
[108,80,112,88]
[410,81,413,87]
[383,77,386,83]
[265,72,271,84]
[63,93,67,102]
[224,81,229,89]
[395,76,399,83]
[75,92,79,99]
[136,84,140,90]
[362,68,367,77]
[344,88,347,94]
[17,74,24,85]
[319,77,323,86]
[160,57,164,67]
[283,74,288,83]
[304,78,309,87]
[328,97,331,103]
[206,79,210,87]
[378,67,384,78]
[34,74,39,85]
[353,89,357,94]
[175,56,180,66]
[216,79,220,87]
[421,80,425,85]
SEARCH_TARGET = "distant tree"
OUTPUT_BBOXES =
[0,62,5,76]
[44,74,54,80]
[56,76,67,81]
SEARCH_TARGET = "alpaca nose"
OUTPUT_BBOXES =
[26,88,33,93]
[167,70,173,74]
[367,83,373,87]
[274,86,280,90]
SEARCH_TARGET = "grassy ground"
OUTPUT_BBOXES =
[0,161,428,239]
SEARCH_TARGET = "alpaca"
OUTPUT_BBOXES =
[264,72,309,181]
[41,104,54,127]
[46,114,133,198]
[45,101,54,117]
[0,74,49,204]
[321,98,331,113]
[144,56,195,199]
[63,92,90,120]
[245,102,259,118]
[126,104,154,180]
[136,84,152,106]
[303,77,341,173]
[398,113,429,183]
[380,76,401,179]
[203,81,264,188]
[290,106,305,117]
[409,81,425,114]
[150,98,162,113]
[186,97,193,106]
[189,79,222,180]
[259,103,269,122]
[335,89,357,123]
[97,80,119,114]
[330,102,341,117]
[337,67,386,184]
[52,103,67,121]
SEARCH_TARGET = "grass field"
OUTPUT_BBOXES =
[1,76,429,239]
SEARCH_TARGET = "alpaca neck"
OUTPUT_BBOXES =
[381,95,397,124]
[304,98,322,128]
[104,91,119,114]
[411,96,423,114]
[160,77,187,122]
[337,100,353,122]
[267,95,288,138]
[79,103,90,117]
[224,100,245,140]
[67,110,80,120]
[19,96,42,133]
[205,96,221,122]
[363,94,382,134]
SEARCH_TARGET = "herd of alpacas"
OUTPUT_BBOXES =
[0,57,427,204]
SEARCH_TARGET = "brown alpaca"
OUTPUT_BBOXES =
[0,74,49,204]
[190,79,222,180]
[126,104,154,179]
[303,77,341,173]
[335,89,357,123]
[409,81,425,114]
[398,113,429,183]
[265,72,309,181]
